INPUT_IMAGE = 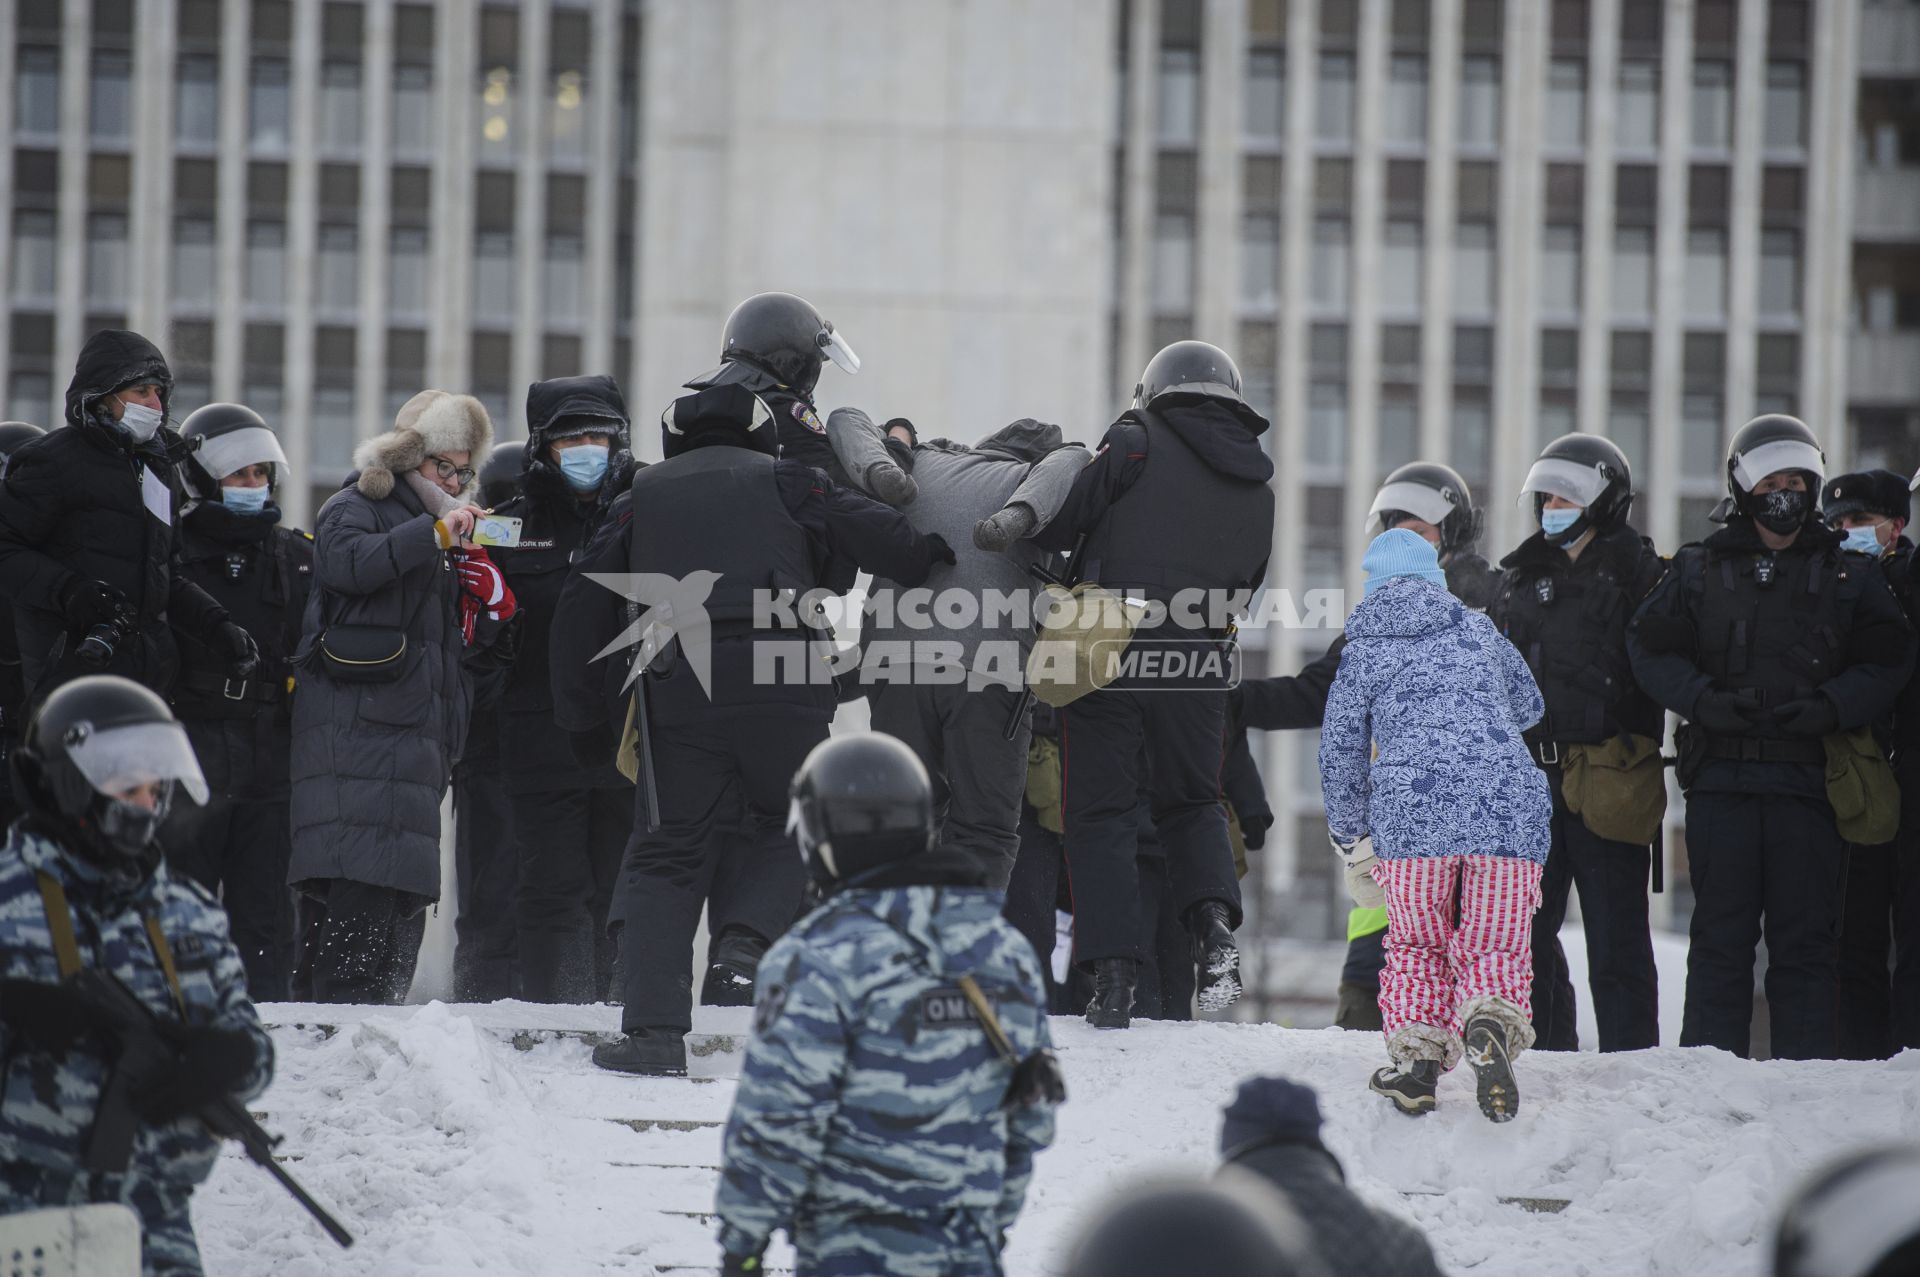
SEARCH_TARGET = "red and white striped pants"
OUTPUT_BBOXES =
[1374,855,1544,1050]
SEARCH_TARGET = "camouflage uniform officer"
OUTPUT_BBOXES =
[716,733,1060,1277]
[0,676,273,1276]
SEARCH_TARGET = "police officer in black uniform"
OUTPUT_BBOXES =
[0,420,46,828]
[1629,416,1913,1060]
[447,439,526,1001]
[491,377,637,1003]
[553,381,951,1075]
[682,291,866,483]
[1033,341,1276,1029]
[162,402,313,1000]
[1491,434,1665,1053]
[1820,468,1917,1058]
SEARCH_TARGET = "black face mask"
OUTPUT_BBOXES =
[1754,487,1809,535]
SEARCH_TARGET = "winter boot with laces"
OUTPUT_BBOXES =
[1369,1059,1441,1116]
[701,926,770,1007]
[1085,957,1138,1030]
[1188,900,1242,1013]
[591,1027,688,1077]
[1464,1014,1520,1123]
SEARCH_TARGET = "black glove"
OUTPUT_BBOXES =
[924,533,958,566]
[1773,695,1840,738]
[1693,689,1763,735]
[0,979,99,1052]
[217,621,260,678]
[134,1025,260,1121]
[58,577,128,629]
[568,725,615,769]
[720,1253,764,1277]
[1240,813,1272,851]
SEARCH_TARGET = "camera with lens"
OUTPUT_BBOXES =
[76,609,134,668]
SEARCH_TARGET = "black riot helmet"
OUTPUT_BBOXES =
[0,420,45,460]
[11,675,210,868]
[1133,341,1251,416]
[1770,1145,1920,1277]
[479,440,527,508]
[698,292,860,399]
[1367,461,1485,558]
[1726,414,1826,523]
[179,402,291,500]
[787,733,934,892]
[1519,433,1634,545]
[1065,1173,1315,1277]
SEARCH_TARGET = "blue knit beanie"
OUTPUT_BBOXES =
[1361,527,1448,597]
[1219,1076,1326,1160]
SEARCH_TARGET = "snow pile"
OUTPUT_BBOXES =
[196,1004,1920,1276]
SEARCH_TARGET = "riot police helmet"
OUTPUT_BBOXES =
[1133,341,1251,416]
[479,440,528,508]
[12,675,209,866]
[179,402,291,500]
[700,292,859,399]
[1519,433,1634,545]
[787,732,934,891]
[1770,1145,1920,1277]
[1367,461,1485,557]
[1065,1171,1316,1277]
[0,420,45,461]
[1726,414,1826,523]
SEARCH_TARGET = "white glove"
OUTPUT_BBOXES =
[1330,833,1384,909]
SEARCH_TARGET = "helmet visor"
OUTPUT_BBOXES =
[1518,457,1609,509]
[194,425,290,481]
[65,721,209,806]
[819,325,861,376]
[1366,480,1458,533]
[1731,438,1824,492]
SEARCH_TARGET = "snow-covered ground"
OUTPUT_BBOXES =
[195,1000,1920,1277]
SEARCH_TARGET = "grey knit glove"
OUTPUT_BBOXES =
[973,503,1038,552]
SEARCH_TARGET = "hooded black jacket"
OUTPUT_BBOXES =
[683,358,842,480]
[0,330,230,698]
[491,375,636,792]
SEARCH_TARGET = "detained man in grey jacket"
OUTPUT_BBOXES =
[826,409,1086,890]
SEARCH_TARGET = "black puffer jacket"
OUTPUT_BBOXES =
[0,330,229,698]
[491,375,635,793]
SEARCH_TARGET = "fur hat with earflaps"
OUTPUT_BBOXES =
[353,390,495,501]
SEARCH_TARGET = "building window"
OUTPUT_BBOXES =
[250,58,291,150]
[480,67,515,160]
[1453,222,1495,315]
[90,50,132,145]
[474,231,515,320]
[1380,220,1423,313]
[394,65,434,156]
[1546,59,1585,149]
[313,384,358,472]
[173,218,217,309]
[8,372,52,425]
[543,234,584,325]
[1613,227,1654,317]
[1152,213,1195,314]
[11,210,58,303]
[549,71,588,161]
[1386,55,1427,144]
[1682,393,1723,479]
[1310,218,1349,308]
[176,55,219,146]
[317,226,358,312]
[1458,55,1500,147]
[320,62,363,152]
[1764,61,1805,151]
[1610,398,1650,478]
[1308,382,1347,468]
[1241,214,1280,313]
[86,214,129,306]
[1691,61,1732,150]
[389,227,429,319]
[1617,60,1659,150]
[1759,229,1799,316]
[1539,224,1581,314]
[1316,53,1355,144]
[1685,228,1727,319]
[1245,50,1285,144]
[1379,393,1419,473]
[15,47,59,136]
[245,220,287,308]
[1158,49,1200,146]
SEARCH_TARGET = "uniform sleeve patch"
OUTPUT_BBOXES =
[753,983,789,1034]
[791,402,825,435]
[918,987,986,1028]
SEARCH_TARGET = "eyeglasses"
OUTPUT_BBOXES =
[428,455,476,485]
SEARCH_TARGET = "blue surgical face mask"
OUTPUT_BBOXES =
[1842,525,1885,556]
[1540,506,1583,538]
[557,443,610,492]
[221,484,271,514]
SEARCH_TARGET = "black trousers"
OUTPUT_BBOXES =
[1838,840,1897,1060]
[512,785,631,1003]
[1680,790,1845,1060]
[1059,684,1238,965]
[1004,804,1069,1012]
[163,797,295,1001]
[1530,769,1660,1053]
[1896,754,1920,1052]
[613,713,821,1032]
[1133,851,1197,1021]
[452,758,518,1002]
[870,681,1028,890]
[301,879,429,1006]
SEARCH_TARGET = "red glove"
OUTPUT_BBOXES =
[453,547,517,645]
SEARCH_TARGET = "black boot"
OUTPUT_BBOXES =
[591,1027,688,1077]
[1369,1060,1440,1116]
[1086,958,1137,1030]
[701,926,770,1007]
[517,929,594,1005]
[1188,900,1242,1013]
[1464,1015,1520,1123]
